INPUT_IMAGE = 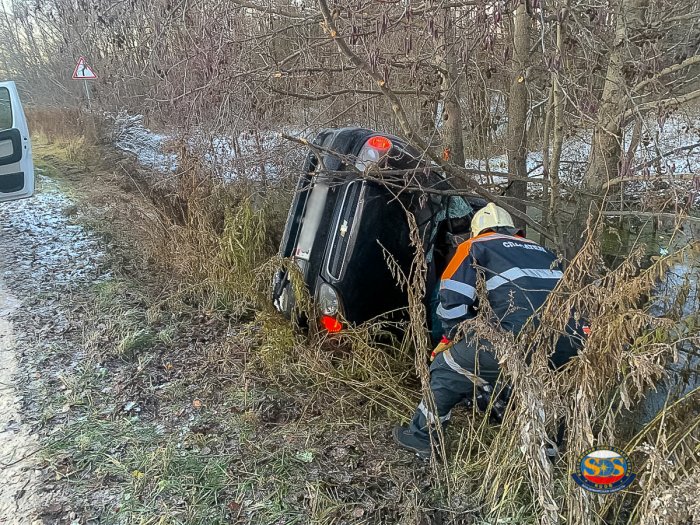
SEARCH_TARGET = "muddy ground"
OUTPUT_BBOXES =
[0,142,444,524]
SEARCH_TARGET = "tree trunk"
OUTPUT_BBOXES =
[506,0,530,231]
[540,85,554,246]
[567,0,649,255]
[547,3,569,253]
[438,8,465,168]
[419,96,439,137]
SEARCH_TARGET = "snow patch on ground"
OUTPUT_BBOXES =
[465,116,700,181]
[465,114,700,207]
[465,132,591,184]
[0,282,40,522]
[108,110,700,207]
[0,174,107,286]
[109,111,306,182]
[111,113,177,173]
[0,173,110,521]
[188,128,305,181]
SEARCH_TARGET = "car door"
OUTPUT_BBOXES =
[0,81,33,202]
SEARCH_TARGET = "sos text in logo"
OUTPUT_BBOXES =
[571,446,636,494]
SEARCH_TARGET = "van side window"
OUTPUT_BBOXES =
[0,88,12,130]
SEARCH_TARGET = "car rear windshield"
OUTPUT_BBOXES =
[294,177,330,261]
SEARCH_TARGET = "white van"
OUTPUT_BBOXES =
[0,81,33,203]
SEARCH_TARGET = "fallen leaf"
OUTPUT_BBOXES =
[131,470,144,479]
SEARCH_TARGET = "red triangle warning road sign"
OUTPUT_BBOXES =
[72,57,97,80]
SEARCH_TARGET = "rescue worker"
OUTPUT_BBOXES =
[393,203,585,457]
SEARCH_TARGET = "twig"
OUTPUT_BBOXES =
[227,0,318,20]
[603,173,699,190]
[623,88,700,121]
[601,211,700,222]
[632,55,700,93]
[632,143,700,173]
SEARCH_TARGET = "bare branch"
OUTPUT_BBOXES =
[632,143,700,173]
[602,210,700,222]
[603,173,700,190]
[227,0,319,20]
[624,88,700,121]
[315,0,554,241]
[270,87,433,100]
[632,55,700,94]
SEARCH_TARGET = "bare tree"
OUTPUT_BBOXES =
[437,7,466,168]
[505,0,531,230]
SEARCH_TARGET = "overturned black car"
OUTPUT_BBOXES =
[272,127,485,337]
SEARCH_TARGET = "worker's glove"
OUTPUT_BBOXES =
[430,336,454,362]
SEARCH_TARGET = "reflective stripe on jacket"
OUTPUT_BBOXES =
[438,231,562,338]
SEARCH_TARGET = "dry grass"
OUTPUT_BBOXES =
[239,222,700,524]
[31,107,700,524]
[138,128,700,523]
[27,106,106,164]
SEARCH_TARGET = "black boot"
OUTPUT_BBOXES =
[392,425,442,461]
[392,425,438,459]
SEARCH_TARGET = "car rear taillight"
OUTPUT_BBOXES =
[355,135,393,171]
[321,315,342,333]
[366,135,392,150]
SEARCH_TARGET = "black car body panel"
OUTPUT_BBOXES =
[273,127,484,330]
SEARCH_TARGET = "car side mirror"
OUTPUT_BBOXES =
[0,128,22,166]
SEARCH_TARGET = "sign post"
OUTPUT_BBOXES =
[72,57,97,108]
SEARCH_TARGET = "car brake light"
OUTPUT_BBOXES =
[367,135,392,150]
[356,135,393,171]
[321,315,342,333]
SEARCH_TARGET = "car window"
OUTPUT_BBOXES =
[0,88,12,130]
[448,196,473,219]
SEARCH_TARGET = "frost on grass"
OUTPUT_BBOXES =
[0,175,106,287]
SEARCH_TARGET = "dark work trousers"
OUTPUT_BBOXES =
[408,338,500,444]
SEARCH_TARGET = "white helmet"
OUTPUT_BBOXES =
[471,203,515,237]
